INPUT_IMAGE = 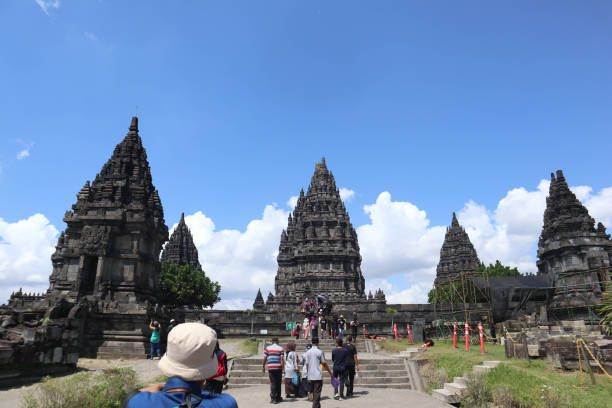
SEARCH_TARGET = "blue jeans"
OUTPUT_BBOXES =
[339,328,344,339]
[150,342,160,357]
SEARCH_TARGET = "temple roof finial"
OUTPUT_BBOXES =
[451,212,459,227]
[129,116,138,133]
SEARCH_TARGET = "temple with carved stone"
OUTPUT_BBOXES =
[264,158,381,312]
[161,213,202,270]
[47,117,168,309]
[434,212,481,283]
[537,170,612,314]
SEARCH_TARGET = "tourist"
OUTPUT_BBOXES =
[330,314,338,339]
[303,316,310,339]
[343,335,359,397]
[294,322,301,340]
[149,319,162,359]
[319,315,327,339]
[168,319,176,333]
[310,315,318,343]
[303,338,333,408]
[299,344,312,399]
[350,315,359,339]
[284,342,299,398]
[263,336,285,404]
[338,315,346,339]
[204,341,227,394]
[332,337,349,400]
[125,323,237,408]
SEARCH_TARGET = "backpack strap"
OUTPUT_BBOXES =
[165,389,203,408]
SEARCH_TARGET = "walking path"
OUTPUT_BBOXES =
[230,384,450,408]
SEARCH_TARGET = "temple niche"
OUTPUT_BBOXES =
[265,158,375,311]
[435,212,481,284]
[536,170,612,312]
[47,117,168,308]
[161,213,202,270]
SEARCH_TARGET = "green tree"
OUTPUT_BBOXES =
[598,281,612,335]
[476,260,522,277]
[159,261,221,308]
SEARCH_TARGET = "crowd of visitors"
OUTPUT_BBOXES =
[298,313,360,341]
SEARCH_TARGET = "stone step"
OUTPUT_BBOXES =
[230,363,406,371]
[227,382,411,390]
[432,388,460,404]
[240,358,400,365]
[444,382,467,393]
[482,360,501,368]
[472,365,492,373]
[453,376,468,386]
[230,368,407,377]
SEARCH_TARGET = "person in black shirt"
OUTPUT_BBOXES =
[319,316,327,339]
[331,338,349,400]
[350,314,359,340]
[330,314,339,339]
[343,335,359,397]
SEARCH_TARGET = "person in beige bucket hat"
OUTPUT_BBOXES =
[125,323,237,408]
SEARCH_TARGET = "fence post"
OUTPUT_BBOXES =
[453,322,457,349]
[478,322,485,355]
[407,322,413,345]
[362,324,366,339]
[464,321,469,351]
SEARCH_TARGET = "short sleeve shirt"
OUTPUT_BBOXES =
[303,346,327,381]
[332,347,349,372]
[264,343,284,371]
[344,343,357,366]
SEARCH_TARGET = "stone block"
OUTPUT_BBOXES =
[67,352,79,364]
[53,347,63,363]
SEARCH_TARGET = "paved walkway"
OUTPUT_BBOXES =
[229,385,451,408]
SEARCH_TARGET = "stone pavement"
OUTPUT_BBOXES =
[229,384,451,408]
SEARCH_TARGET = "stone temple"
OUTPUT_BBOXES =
[161,213,202,270]
[537,170,612,312]
[265,158,375,311]
[47,117,168,307]
[434,212,481,283]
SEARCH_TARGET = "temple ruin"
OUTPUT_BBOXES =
[434,212,481,284]
[264,158,380,311]
[161,213,202,270]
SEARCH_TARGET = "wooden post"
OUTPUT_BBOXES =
[578,338,596,385]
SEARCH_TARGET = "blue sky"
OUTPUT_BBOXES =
[1,1,611,308]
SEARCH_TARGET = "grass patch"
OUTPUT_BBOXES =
[379,338,413,352]
[237,338,258,355]
[21,367,137,408]
[420,339,612,408]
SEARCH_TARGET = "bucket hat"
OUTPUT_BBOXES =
[158,323,218,381]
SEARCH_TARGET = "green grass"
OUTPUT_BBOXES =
[416,339,612,408]
[379,338,414,352]
[237,338,258,355]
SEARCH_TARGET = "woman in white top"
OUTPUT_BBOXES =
[284,342,299,398]
[303,317,310,339]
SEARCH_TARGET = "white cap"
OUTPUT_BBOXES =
[158,323,218,381]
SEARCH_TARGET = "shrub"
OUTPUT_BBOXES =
[22,367,137,408]
[460,372,490,408]
[492,385,522,408]
[420,362,448,392]
[385,307,398,314]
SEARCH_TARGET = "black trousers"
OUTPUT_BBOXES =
[310,380,323,408]
[269,370,282,402]
[352,327,358,339]
[346,365,355,395]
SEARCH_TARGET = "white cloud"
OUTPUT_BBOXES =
[84,32,98,41]
[35,0,60,15]
[287,196,299,209]
[339,187,356,203]
[16,140,34,160]
[0,214,58,304]
[357,192,446,284]
[175,206,289,310]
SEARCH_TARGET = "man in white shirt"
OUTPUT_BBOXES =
[303,339,333,408]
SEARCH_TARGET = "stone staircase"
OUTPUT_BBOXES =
[432,360,502,404]
[228,338,413,390]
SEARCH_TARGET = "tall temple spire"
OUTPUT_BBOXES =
[268,157,371,311]
[161,213,202,270]
[47,116,168,304]
[537,170,612,312]
[435,212,481,283]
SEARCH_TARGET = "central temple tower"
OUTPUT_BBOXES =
[266,158,369,311]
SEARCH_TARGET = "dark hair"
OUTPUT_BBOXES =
[312,338,319,345]
[286,342,296,353]
[346,335,353,342]
[272,336,279,343]
[336,338,343,346]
